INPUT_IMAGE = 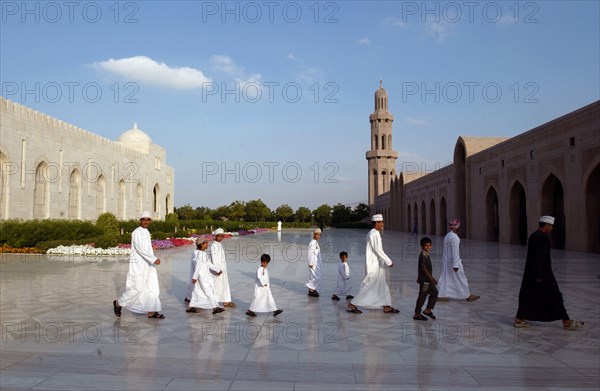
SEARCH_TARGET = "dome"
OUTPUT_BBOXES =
[375,79,388,98]
[117,123,151,153]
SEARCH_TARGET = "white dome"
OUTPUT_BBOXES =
[117,123,151,153]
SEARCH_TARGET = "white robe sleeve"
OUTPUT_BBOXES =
[257,267,269,286]
[448,234,462,268]
[344,263,350,279]
[370,231,393,267]
[308,240,319,267]
[132,228,157,266]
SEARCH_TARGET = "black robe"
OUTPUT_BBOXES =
[516,230,569,321]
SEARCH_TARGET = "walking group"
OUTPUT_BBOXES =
[112,211,584,330]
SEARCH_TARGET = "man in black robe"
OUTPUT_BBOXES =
[514,216,584,330]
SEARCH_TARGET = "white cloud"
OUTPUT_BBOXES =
[92,56,211,89]
[356,37,370,46]
[406,117,430,126]
[425,20,450,43]
[286,53,323,83]
[383,17,406,28]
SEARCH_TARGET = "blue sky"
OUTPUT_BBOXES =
[1,1,599,210]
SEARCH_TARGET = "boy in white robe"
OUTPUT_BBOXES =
[208,228,235,308]
[305,228,322,297]
[186,236,224,315]
[113,211,164,319]
[347,214,399,314]
[332,251,353,301]
[437,218,479,302]
[246,254,283,317]
[184,245,198,302]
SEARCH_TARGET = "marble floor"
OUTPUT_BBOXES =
[1,229,598,390]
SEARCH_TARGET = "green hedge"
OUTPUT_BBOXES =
[0,220,103,248]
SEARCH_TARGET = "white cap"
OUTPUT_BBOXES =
[140,211,152,219]
[539,215,555,225]
[195,235,208,245]
[213,228,225,235]
[372,214,383,222]
[313,228,322,234]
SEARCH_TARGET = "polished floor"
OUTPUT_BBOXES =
[1,229,598,390]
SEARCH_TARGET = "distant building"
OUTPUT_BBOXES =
[367,84,600,253]
[0,97,175,221]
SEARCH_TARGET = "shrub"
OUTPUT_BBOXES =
[95,234,119,249]
[96,213,119,235]
[151,232,167,240]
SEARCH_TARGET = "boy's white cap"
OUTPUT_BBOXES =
[213,228,225,235]
[372,214,383,222]
[539,215,555,225]
[313,228,322,234]
[140,211,152,219]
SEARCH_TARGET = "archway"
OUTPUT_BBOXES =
[68,169,81,219]
[440,197,447,234]
[429,199,436,235]
[509,181,527,245]
[33,162,49,219]
[486,186,499,242]
[420,200,426,235]
[95,175,106,217]
[541,174,565,249]
[585,164,600,252]
[118,180,126,220]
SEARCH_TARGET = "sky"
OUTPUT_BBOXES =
[1,0,599,210]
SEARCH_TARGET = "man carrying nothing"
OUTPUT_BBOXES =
[347,214,399,314]
[113,211,164,319]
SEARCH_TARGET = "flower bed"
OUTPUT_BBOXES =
[46,245,131,256]
[0,244,45,254]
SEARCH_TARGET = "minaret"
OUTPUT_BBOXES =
[366,80,398,209]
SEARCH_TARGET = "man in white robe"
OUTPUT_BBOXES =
[187,236,224,314]
[208,228,235,308]
[347,214,399,314]
[437,218,479,301]
[184,246,198,302]
[305,228,322,297]
[113,211,164,319]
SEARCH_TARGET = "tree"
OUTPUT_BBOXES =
[96,212,119,235]
[229,200,246,221]
[245,199,270,222]
[275,204,294,222]
[331,203,351,226]
[195,206,213,220]
[351,203,370,222]
[313,204,332,228]
[295,206,312,222]
[175,204,195,220]
[213,205,231,221]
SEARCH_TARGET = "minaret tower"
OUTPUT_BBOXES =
[366,80,398,209]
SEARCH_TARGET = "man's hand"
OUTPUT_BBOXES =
[309,264,314,269]
[453,267,458,272]
[154,259,161,265]
[191,279,197,284]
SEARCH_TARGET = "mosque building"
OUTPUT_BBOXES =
[367,83,600,253]
[0,97,174,221]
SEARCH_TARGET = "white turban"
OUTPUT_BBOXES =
[372,214,383,222]
[213,228,225,235]
[140,211,152,219]
[539,216,555,225]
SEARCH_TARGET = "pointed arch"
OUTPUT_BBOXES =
[541,173,565,249]
[585,163,600,252]
[68,169,81,219]
[117,179,126,220]
[420,200,426,235]
[153,183,161,216]
[486,186,499,242]
[33,162,49,219]
[429,199,436,235]
[509,181,527,245]
[135,182,143,218]
[96,175,106,217]
[440,196,447,234]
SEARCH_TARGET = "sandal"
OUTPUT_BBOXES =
[564,320,584,330]
[422,311,436,320]
[246,310,257,317]
[273,309,283,317]
[148,312,165,319]
[331,295,340,301]
[113,300,121,317]
[346,308,363,314]
[384,307,400,313]
[413,314,428,321]
[186,307,199,313]
[513,320,530,328]
[213,307,225,314]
